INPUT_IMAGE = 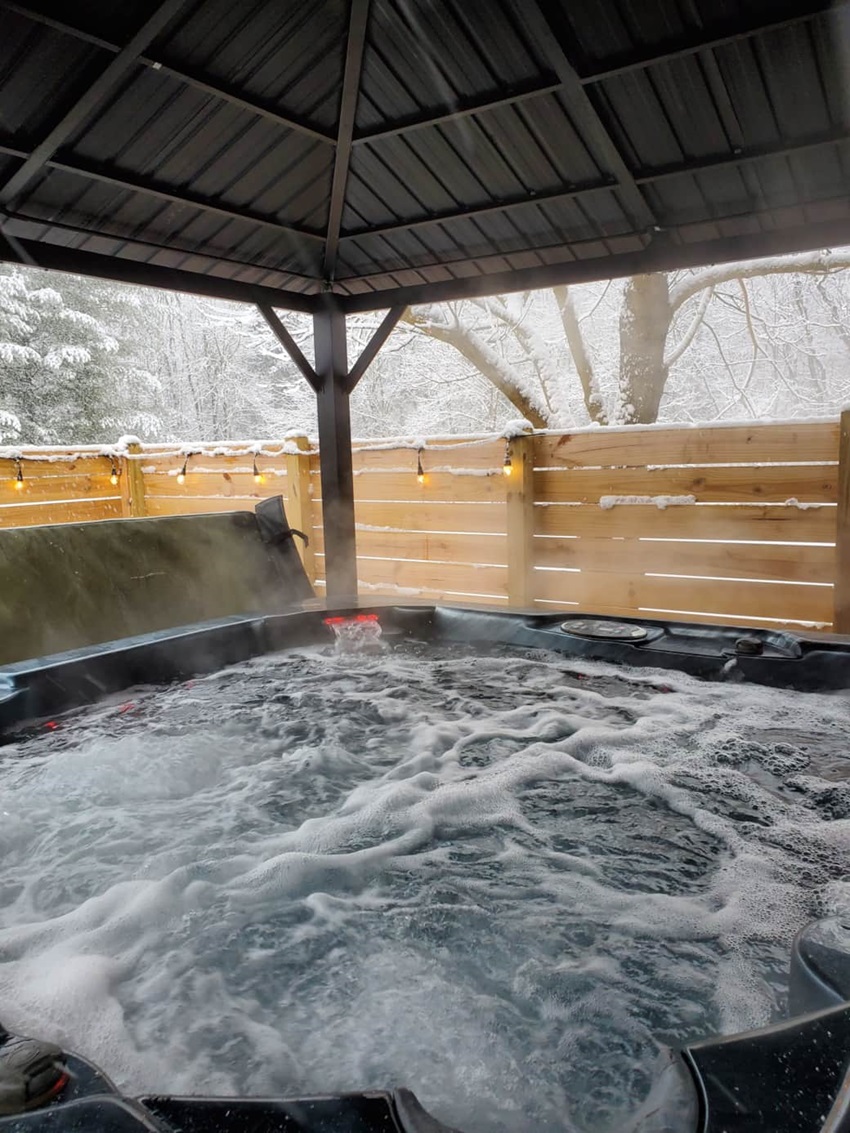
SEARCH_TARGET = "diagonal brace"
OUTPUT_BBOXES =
[258,303,319,392]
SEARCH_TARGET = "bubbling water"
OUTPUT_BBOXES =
[0,642,848,1133]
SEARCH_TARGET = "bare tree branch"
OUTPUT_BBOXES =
[552,285,607,424]
[664,286,713,368]
[401,306,548,427]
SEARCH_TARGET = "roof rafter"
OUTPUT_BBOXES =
[633,128,850,184]
[579,2,845,84]
[351,78,563,146]
[322,0,370,280]
[0,0,193,207]
[335,213,850,313]
[0,226,320,311]
[519,1,656,232]
[339,177,615,241]
[0,207,322,286]
[0,2,337,146]
[337,129,850,243]
[40,151,326,243]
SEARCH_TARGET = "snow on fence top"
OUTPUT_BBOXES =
[0,418,844,634]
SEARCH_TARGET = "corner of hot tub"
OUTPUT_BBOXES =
[0,613,271,738]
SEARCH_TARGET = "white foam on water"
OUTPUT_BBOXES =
[0,643,848,1132]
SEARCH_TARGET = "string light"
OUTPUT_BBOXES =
[502,441,512,476]
[176,456,189,485]
[109,459,119,486]
[416,449,426,486]
[13,459,24,491]
[252,457,265,485]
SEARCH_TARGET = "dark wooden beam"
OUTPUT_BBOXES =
[580,2,844,84]
[0,0,193,206]
[334,213,850,313]
[339,177,615,242]
[351,78,563,146]
[338,128,850,243]
[313,302,358,598]
[0,226,320,312]
[323,0,370,280]
[1,207,322,286]
[633,128,850,184]
[520,1,657,232]
[1,3,337,146]
[345,304,406,391]
[257,303,320,391]
[45,152,325,243]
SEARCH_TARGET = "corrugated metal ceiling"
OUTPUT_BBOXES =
[0,0,847,313]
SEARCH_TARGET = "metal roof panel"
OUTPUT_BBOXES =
[1,0,848,311]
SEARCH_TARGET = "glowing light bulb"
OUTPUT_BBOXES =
[14,463,23,491]
[503,458,512,476]
[176,457,188,485]
[416,451,426,486]
[110,464,119,486]
[252,458,265,485]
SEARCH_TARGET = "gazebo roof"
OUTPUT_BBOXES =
[1,0,848,312]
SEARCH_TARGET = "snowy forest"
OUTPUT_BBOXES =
[1,248,849,446]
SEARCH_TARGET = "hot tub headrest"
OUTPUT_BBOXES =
[0,499,314,665]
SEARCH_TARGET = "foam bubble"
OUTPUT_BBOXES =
[0,642,848,1132]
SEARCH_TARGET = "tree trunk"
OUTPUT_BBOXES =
[618,274,671,424]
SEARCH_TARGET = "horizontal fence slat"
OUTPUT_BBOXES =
[143,471,287,498]
[355,555,508,598]
[140,453,293,476]
[354,501,506,534]
[535,421,839,469]
[535,502,835,542]
[0,473,119,505]
[144,496,274,517]
[534,536,835,584]
[318,529,507,565]
[535,464,836,504]
[349,440,505,473]
[534,569,833,625]
[349,470,506,503]
[0,498,123,528]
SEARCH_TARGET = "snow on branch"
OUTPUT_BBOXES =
[669,249,850,313]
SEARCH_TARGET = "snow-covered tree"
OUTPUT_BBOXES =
[404,249,850,426]
[128,291,316,442]
[0,267,154,444]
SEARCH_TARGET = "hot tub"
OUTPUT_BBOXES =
[0,603,848,1133]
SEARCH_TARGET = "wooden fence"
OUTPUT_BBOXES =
[2,415,848,633]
